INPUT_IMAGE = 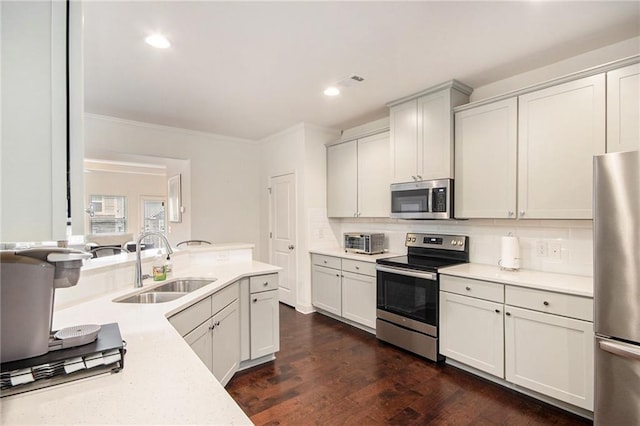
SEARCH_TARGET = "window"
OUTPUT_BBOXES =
[89,195,127,234]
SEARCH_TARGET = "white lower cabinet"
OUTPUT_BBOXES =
[341,271,376,329]
[312,263,342,316]
[440,292,504,378]
[504,306,594,411]
[440,274,594,412]
[249,274,280,359]
[170,274,280,387]
[311,254,376,330]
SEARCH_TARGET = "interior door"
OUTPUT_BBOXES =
[269,173,297,307]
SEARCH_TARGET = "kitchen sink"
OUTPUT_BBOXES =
[151,279,216,293]
[116,292,187,304]
[114,278,217,304]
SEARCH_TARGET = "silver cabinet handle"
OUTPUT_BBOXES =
[288,245,295,250]
[416,175,422,180]
[355,266,360,270]
[495,309,501,313]
[599,339,640,361]
[543,301,549,306]
[208,321,220,330]
[253,298,258,303]
[506,312,511,316]
[263,281,269,286]
[520,211,525,216]
[465,286,471,291]
[508,211,515,217]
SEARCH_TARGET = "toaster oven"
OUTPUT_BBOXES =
[343,233,385,255]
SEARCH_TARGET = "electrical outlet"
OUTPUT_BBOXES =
[536,241,548,257]
[549,242,562,259]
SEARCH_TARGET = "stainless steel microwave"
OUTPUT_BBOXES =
[390,178,453,219]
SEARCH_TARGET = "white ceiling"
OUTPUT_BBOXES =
[83,1,640,141]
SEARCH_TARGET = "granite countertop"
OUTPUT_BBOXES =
[439,263,593,298]
[1,257,279,425]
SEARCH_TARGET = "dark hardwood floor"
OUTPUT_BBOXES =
[227,304,592,425]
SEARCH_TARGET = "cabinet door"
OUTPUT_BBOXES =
[390,100,418,183]
[327,140,358,217]
[607,63,640,153]
[211,300,240,387]
[454,98,518,219]
[440,292,504,378]
[341,271,376,328]
[504,305,594,410]
[184,318,213,372]
[417,90,452,180]
[1,1,68,241]
[250,290,280,359]
[311,265,341,315]
[518,74,605,219]
[357,132,391,217]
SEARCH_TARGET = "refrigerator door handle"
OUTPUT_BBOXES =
[599,339,640,361]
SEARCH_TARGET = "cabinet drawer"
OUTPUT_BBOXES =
[505,286,593,321]
[250,273,279,293]
[312,254,341,269]
[212,282,239,314]
[440,275,504,303]
[169,296,212,337]
[342,259,376,277]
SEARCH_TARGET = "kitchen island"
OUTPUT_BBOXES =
[1,245,279,425]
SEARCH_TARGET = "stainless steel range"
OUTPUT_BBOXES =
[375,233,469,361]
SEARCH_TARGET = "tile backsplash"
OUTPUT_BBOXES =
[315,217,593,277]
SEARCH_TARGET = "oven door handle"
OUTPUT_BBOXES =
[376,265,437,281]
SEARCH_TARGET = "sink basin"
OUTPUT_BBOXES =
[114,278,216,304]
[151,279,216,293]
[116,292,187,304]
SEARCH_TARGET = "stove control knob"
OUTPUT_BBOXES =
[411,237,416,242]
[451,240,457,246]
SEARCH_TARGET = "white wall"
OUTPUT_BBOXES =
[84,114,262,254]
[259,123,339,312]
[470,36,640,102]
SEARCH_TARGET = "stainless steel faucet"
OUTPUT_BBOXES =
[134,232,174,288]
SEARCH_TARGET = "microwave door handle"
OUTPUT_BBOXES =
[427,187,432,213]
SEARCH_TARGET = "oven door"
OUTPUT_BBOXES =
[376,265,439,337]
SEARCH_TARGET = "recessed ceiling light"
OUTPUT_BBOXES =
[324,86,340,96]
[145,34,170,49]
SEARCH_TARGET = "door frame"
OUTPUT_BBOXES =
[268,171,298,307]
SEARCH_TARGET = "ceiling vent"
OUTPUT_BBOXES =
[336,74,365,88]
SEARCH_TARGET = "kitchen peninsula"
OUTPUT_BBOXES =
[1,244,280,425]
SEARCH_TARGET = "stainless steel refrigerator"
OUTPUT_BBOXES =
[593,150,640,425]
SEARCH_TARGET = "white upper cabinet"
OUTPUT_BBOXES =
[327,131,390,218]
[388,81,472,184]
[327,140,358,217]
[518,74,605,219]
[454,98,518,219]
[1,1,84,242]
[454,72,606,220]
[607,63,640,153]
[356,132,391,217]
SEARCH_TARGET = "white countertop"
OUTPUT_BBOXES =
[1,258,280,425]
[439,263,593,298]
[309,248,401,263]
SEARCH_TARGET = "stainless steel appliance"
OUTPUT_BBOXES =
[593,150,640,425]
[376,233,469,361]
[343,233,385,255]
[390,178,453,219]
